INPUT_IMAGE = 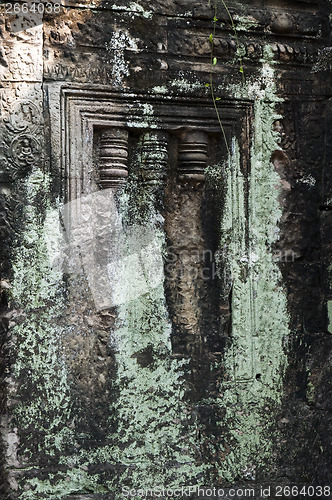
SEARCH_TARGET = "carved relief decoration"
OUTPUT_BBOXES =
[1,96,43,182]
[4,100,40,135]
[178,130,208,183]
[11,135,41,171]
[98,128,129,189]
[138,131,168,188]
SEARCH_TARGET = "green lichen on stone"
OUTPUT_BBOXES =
[210,48,289,481]
[23,469,108,499]
[327,300,332,334]
[9,168,78,496]
[233,15,259,32]
[102,176,208,495]
[8,27,291,495]
[306,379,316,404]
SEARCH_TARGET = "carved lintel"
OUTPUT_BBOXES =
[178,130,208,183]
[139,131,168,187]
[98,128,129,189]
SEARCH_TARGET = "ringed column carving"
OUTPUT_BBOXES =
[178,130,209,183]
[98,128,129,188]
[139,131,168,188]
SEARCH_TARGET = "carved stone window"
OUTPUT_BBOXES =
[60,86,253,384]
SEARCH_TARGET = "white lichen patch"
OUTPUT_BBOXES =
[151,85,169,94]
[233,15,259,32]
[105,30,139,87]
[111,2,153,19]
[297,174,316,187]
[126,102,158,129]
[170,71,204,93]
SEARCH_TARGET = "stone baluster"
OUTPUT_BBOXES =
[178,130,209,183]
[98,128,129,189]
[139,131,168,188]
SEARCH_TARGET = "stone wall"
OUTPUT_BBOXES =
[0,0,331,498]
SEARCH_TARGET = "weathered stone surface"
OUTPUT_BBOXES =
[0,0,331,497]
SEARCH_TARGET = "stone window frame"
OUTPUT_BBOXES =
[60,86,252,201]
[59,85,256,385]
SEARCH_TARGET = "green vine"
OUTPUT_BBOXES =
[207,0,246,155]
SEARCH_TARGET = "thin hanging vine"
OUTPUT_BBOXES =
[207,0,246,155]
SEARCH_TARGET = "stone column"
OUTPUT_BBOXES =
[98,128,129,189]
[178,130,208,183]
[165,130,210,362]
[122,130,169,292]
[139,131,168,190]
[165,129,225,460]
